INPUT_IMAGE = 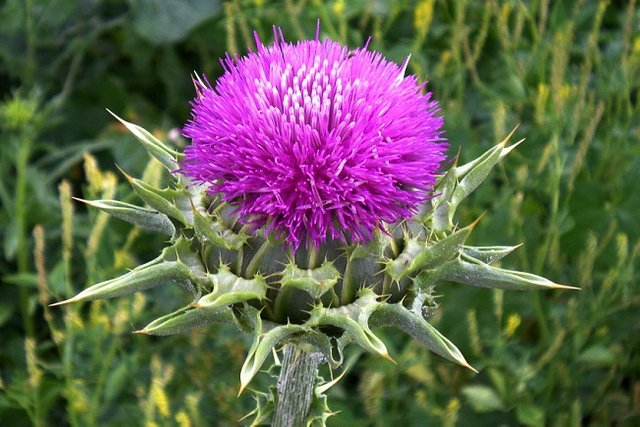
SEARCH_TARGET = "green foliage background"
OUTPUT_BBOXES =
[0,0,638,425]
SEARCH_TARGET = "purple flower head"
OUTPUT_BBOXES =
[182,27,447,250]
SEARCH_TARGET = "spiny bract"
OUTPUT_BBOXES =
[53,28,576,421]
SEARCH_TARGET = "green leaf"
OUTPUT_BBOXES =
[122,170,190,225]
[197,264,267,309]
[107,110,181,169]
[280,260,341,299]
[168,237,208,278]
[461,385,505,412]
[51,238,205,306]
[292,329,343,369]
[2,273,38,288]
[51,260,191,305]
[488,368,507,397]
[3,217,17,261]
[577,345,618,366]
[0,302,14,327]
[517,404,545,427]
[444,129,523,226]
[192,204,247,250]
[455,127,521,181]
[384,219,476,281]
[430,166,457,232]
[104,361,130,402]
[349,229,391,260]
[77,198,175,235]
[461,244,522,264]
[239,313,309,393]
[137,304,235,336]
[130,0,222,45]
[308,289,392,361]
[371,303,475,371]
[419,257,578,291]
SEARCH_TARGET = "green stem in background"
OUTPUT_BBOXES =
[16,131,34,337]
[533,294,549,343]
[59,181,81,426]
[273,344,323,427]
[88,336,119,424]
[24,338,44,427]
[533,136,563,343]
[62,325,78,426]
[25,0,36,86]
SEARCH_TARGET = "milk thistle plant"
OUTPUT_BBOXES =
[54,26,576,425]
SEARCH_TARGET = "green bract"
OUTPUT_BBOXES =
[54,114,577,423]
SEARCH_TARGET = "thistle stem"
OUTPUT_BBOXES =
[273,344,323,427]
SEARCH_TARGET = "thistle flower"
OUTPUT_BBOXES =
[181,28,447,249]
[55,25,575,426]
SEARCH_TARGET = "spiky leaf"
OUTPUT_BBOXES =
[452,128,522,209]
[51,237,205,306]
[240,310,311,393]
[308,289,391,361]
[137,304,235,335]
[51,260,192,305]
[430,166,457,231]
[385,220,476,281]
[461,245,522,264]
[76,198,175,235]
[419,257,579,291]
[197,264,267,309]
[280,261,341,299]
[108,110,182,170]
[123,171,191,225]
[192,205,247,250]
[371,303,475,371]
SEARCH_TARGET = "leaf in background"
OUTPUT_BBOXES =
[130,0,222,45]
[461,385,505,412]
[517,404,545,427]
[0,302,14,327]
[577,345,618,367]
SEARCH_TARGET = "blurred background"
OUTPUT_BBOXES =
[0,0,638,425]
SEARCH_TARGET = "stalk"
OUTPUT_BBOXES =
[273,344,323,427]
[16,131,34,337]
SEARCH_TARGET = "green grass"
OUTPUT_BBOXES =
[1,0,638,425]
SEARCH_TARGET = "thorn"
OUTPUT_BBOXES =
[316,365,350,394]
[501,138,525,158]
[468,212,486,229]
[463,362,479,374]
[49,298,75,307]
[453,146,462,167]
[498,124,521,148]
[115,164,134,182]
[381,352,397,364]
[238,410,253,423]
[106,108,121,122]
[550,283,581,291]
[237,383,247,397]
[71,196,91,205]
